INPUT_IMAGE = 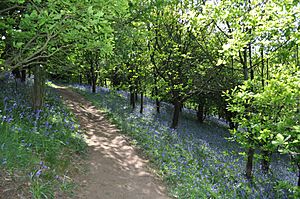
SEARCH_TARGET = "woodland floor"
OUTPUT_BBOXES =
[57,86,170,199]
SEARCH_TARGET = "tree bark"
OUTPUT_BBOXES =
[261,47,265,87]
[21,69,26,83]
[156,99,160,113]
[249,43,254,80]
[32,65,44,110]
[242,49,248,81]
[171,100,181,129]
[246,147,255,179]
[154,78,160,113]
[298,163,300,187]
[197,102,205,123]
[12,68,21,79]
[296,44,299,66]
[130,88,135,110]
[92,78,96,93]
[261,150,271,174]
[140,92,143,114]
[79,74,82,84]
[90,60,96,93]
[86,73,92,86]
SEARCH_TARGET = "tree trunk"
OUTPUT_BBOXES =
[79,74,82,84]
[92,78,96,93]
[12,68,21,79]
[21,69,26,83]
[87,73,92,86]
[298,164,300,187]
[179,103,183,112]
[261,47,265,87]
[246,147,255,179]
[296,44,299,66]
[197,102,205,123]
[261,150,271,174]
[140,92,143,114]
[154,79,160,113]
[130,90,135,110]
[242,49,248,81]
[33,65,44,110]
[266,58,269,81]
[249,43,254,80]
[228,118,235,129]
[156,99,160,113]
[171,100,181,129]
[90,61,97,93]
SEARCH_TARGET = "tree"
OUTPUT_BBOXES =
[226,65,299,183]
[1,0,128,107]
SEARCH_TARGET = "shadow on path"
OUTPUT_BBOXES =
[57,86,169,199]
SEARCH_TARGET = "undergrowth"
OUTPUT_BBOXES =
[0,82,86,198]
[73,85,299,199]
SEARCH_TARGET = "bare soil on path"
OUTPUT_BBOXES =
[57,87,170,199]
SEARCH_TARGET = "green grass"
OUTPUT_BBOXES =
[0,82,86,198]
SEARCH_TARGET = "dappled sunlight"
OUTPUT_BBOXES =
[57,87,169,199]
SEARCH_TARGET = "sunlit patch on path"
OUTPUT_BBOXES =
[57,86,169,199]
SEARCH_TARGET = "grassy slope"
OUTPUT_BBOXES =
[0,82,86,198]
[72,84,299,199]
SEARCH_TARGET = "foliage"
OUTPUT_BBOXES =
[226,65,300,174]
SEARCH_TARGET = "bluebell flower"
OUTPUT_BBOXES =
[35,169,42,177]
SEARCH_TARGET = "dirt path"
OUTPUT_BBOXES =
[57,87,170,199]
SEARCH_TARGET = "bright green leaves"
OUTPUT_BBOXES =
[1,0,128,71]
[226,65,300,156]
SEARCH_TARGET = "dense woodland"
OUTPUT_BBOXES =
[1,0,300,198]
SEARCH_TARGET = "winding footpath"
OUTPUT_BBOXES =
[57,86,170,199]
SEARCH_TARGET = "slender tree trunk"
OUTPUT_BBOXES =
[231,56,234,75]
[87,73,92,86]
[197,102,205,123]
[33,65,44,110]
[21,69,26,83]
[298,163,300,187]
[156,99,160,113]
[79,74,82,84]
[261,150,271,174]
[130,87,135,110]
[246,147,254,179]
[90,61,96,93]
[249,43,254,80]
[228,120,235,129]
[243,48,248,80]
[180,103,184,112]
[154,78,160,113]
[140,92,143,114]
[261,47,265,87]
[296,44,299,66]
[92,78,96,93]
[13,68,21,79]
[266,58,269,81]
[171,99,181,129]
[131,93,135,109]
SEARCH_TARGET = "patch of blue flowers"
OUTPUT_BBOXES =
[73,84,299,198]
[0,82,86,197]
